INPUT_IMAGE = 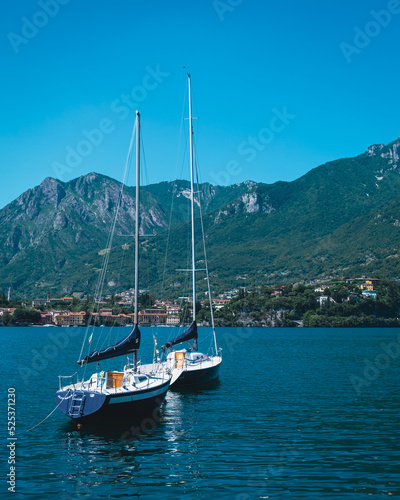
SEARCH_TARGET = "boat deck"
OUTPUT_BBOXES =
[59,370,169,395]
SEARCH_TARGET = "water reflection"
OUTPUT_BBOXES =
[52,384,223,498]
[169,377,222,393]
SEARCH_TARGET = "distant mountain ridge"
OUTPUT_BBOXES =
[1,136,400,298]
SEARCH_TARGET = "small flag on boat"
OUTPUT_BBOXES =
[88,332,93,344]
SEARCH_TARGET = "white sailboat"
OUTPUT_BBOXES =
[141,73,222,387]
[55,112,171,423]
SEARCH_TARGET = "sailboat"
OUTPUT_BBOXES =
[142,73,222,388]
[55,112,171,423]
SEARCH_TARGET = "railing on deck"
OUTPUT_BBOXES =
[58,372,78,390]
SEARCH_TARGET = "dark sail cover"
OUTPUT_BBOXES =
[79,325,141,365]
[163,321,197,350]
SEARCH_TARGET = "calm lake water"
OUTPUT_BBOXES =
[1,326,399,499]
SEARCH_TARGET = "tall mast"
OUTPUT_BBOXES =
[188,73,196,322]
[134,111,140,372]
[134,111,140,325]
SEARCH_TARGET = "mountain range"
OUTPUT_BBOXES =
[1,136,400,300]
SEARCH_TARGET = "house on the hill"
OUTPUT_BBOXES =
[271,286,286,297]
[360,283,374,291]
[316,296,336,306]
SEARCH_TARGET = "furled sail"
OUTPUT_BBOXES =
[79,325,141,365]
[163,321,198,350]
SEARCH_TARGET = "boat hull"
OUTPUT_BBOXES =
[171,357,221,388]
[56,379,170,424]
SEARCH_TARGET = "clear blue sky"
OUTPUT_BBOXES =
[1,0,399,208]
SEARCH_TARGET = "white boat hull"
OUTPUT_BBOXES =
[139,353,222,388]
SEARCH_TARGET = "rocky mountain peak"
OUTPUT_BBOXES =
[366,144,384,156]
[380,142,400,165]
[40,177,66,207]
[69,172,104,198]
[84,172,99,182]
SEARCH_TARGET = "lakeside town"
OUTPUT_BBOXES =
[0,276,389,327]
[0,286,233,327]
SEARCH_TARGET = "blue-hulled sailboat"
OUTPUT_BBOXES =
[55,112,171,423]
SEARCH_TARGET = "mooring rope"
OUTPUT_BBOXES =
[26,389,71,432]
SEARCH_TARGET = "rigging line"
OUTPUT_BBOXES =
[178,79,189,181]
[84,203,120,345]
[200,330,213,343]
[96,188,125,304]
[78,118,137,365]
[139,129,152,313]
[138,127,158,360]
[26,389,71,432]
[140,128,150,190]
[115,224,130,295]
[161,85,188,299]
[136,123,163,359]
[182,201,191,323]
[99,120,136,286]
[194,143,218,355]
[160,191,174,301]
